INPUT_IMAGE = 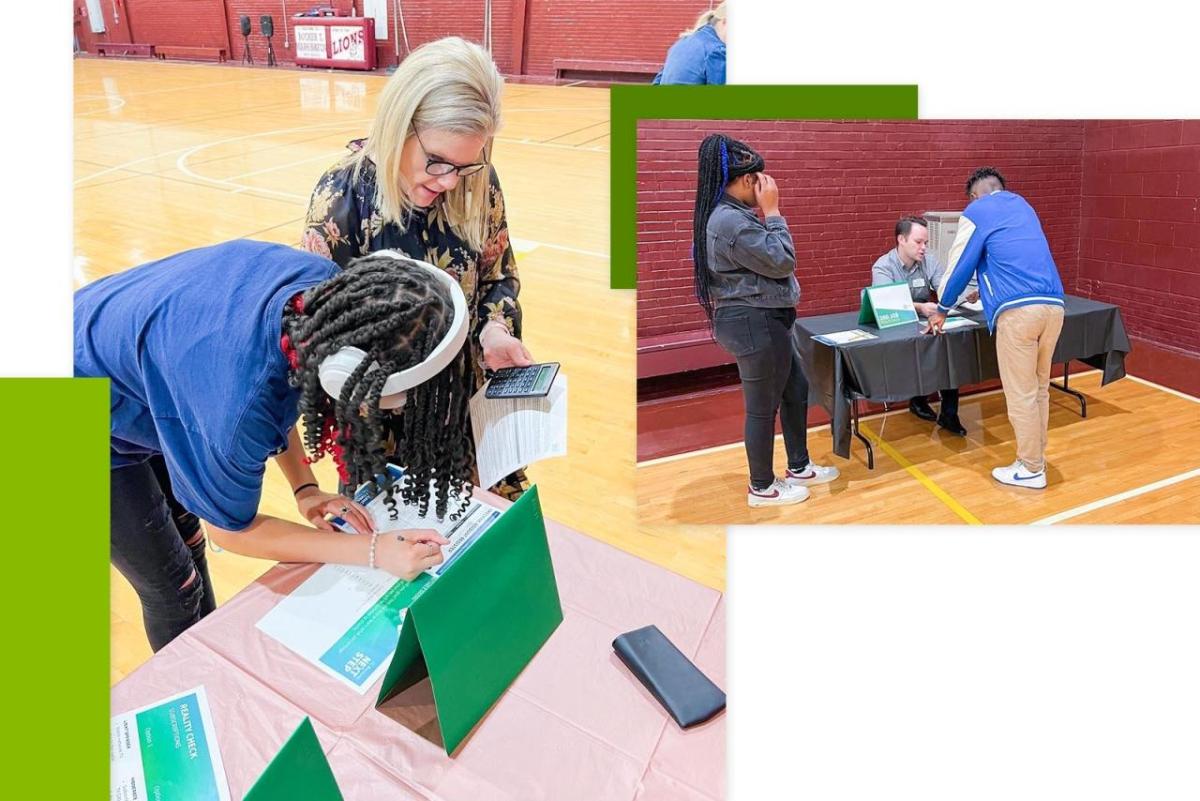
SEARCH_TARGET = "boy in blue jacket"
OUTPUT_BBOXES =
[926,168,1065,490]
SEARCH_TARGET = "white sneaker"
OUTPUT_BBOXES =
[748,479,810,507]
[786,462,841,486]
[991,460,1047,489]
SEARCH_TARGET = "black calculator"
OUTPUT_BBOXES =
[485,362,561,399]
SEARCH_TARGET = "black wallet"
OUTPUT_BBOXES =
[612,624,726,728]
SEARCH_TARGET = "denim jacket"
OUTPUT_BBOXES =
[705,195,799,309]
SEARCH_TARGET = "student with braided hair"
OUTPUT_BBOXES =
[303,36,533,501]
[693,134,840,507]
[76,240,476,651]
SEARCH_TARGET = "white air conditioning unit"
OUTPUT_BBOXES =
[923,210,979,308]
[924,211,960,267]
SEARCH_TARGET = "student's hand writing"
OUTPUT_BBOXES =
[754,173,781,217]
[296,488,374,534]
[375,530,451,580]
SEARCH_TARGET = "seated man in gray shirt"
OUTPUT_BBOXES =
[870,216,968,436]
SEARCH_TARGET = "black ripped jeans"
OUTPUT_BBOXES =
[712,305,811,490]
[110,455,217,651]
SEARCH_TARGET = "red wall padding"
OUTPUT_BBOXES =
[1076,120,1200,355]
[636,119,1086,340]
[74,0,708,75]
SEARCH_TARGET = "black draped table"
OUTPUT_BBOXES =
[793,295,1132,467]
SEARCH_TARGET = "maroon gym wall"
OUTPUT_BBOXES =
[74,0,705,77]
[637,119,1086,345]
[1076,120,1200,397]
[637,119,1200,460]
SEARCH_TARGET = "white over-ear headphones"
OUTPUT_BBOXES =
[317,252,469,409]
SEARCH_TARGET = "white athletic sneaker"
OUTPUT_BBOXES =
[991,460,1047,489]
[785,462,841,486]
[747,479,810,507]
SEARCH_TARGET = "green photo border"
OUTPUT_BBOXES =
[0,378,109,796]
[609,84,920,289]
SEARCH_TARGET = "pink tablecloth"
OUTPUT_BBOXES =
[112,500,726,800]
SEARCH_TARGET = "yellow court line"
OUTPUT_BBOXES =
[859,425,983,525]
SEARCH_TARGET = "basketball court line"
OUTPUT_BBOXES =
[540,120,608,144]
[858,423,984,525]
[1030,468,1200,525]
[1127,375,1200,404]
[74,96,127,116]
[634,369,1200,525]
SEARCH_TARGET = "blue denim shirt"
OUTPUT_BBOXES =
[652,24,726,85]
[705,195,799,308]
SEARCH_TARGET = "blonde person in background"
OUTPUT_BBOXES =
[652,2,727,85]
[303,36,533,499]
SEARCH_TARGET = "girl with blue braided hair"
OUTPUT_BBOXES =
[692,133,841,507]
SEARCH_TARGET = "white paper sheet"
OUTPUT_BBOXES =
[814,329,878,346]
[257,483,501,693]
[255,563,408,694]
[470,374,568,490]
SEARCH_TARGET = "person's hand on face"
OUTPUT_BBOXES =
[375,529,451,580]
[753,173,781,217]
[480,323,533,371]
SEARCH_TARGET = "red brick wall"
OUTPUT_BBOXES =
[1077,120,1200,359]
[126,0,232,51]
[637,119,1086,340]
[74,0,698,75]
[521,1,701,75]
[74,0,137,51]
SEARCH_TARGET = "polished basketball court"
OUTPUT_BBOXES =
[76,57,724,683]
[638,371,1200,526]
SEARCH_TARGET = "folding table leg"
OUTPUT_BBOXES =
[1049,361,1087,417]
[850,396,875,470]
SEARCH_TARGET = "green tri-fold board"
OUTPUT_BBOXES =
[243,717,343,801]
[376,484,564,754]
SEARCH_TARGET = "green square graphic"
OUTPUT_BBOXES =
[0,378,109,798]
[609,85,919,289]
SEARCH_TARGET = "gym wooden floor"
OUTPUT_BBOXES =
[77,58,723,685]
[638,372,1200,527]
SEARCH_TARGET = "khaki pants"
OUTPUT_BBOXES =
[995,304,1066,473]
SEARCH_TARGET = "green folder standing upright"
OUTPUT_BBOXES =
[858,281,919,329]
[243,717,343,801]
[376,484,564,755]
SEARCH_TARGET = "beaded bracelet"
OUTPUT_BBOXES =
[367,532,381,570]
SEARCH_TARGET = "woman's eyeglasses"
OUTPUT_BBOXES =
[414,129,488,177]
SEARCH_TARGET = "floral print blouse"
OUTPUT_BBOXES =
[302,141,527,497]
[302,140,522,393]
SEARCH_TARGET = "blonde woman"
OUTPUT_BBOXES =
[652,3,727,85]
[303,36,532,499]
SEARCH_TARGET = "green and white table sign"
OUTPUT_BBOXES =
[110,686,231,801]
[858,281,919,329]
